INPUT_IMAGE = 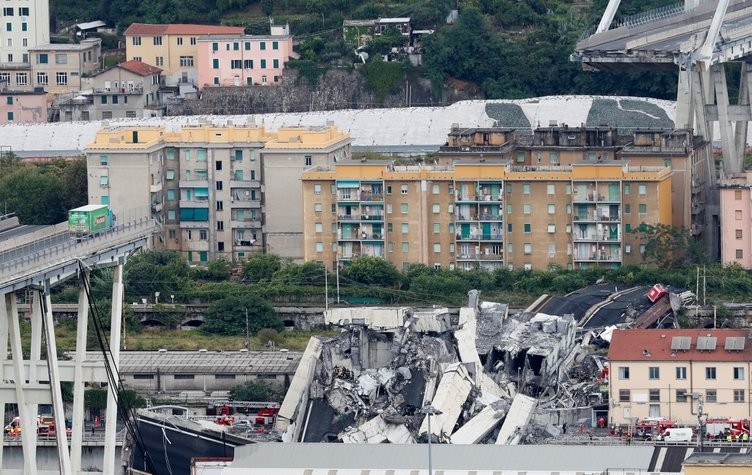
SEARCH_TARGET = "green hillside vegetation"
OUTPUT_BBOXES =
[51,0,683,100]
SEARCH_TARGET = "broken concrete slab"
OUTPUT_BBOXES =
[450,400,509,444]
[325,307,411,331]
[419,362,473,438]
[277,337,323,438]
[340,414,415,444]
[496,394,538,445]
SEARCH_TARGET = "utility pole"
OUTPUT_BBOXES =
[245,308,249,350]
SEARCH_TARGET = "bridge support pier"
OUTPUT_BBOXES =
[71,271,90,474]
[103,262,124,475]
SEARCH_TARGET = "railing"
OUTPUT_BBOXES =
[0,211,156,285]
[456,233,503,241]
[456,194,503,202]
[573,234,622,243]
[3,429,126,445]
[337,214,384,221]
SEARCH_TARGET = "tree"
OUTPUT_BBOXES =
[124,250,194,300]
[0,166,67,223]
[204,259,230,281]
[229,380,280,402]
[271,261,326,286]
[638,223,707,268]
[203,293,281,335]
[343,256,400,286]
[243,254,282,283]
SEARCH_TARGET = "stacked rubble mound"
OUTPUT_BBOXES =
[276,291,597,445]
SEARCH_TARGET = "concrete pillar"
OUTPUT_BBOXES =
[70,271,90,473]
[675,67,693,130]
[712,63,741,174]
[734,62,752,166]
[5,292,37,474]
[103,263,124,475]
[0,291,9,470]
[42,283,72,474]
[29,290,43,447]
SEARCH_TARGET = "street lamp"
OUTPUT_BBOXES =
[421,405,442,475]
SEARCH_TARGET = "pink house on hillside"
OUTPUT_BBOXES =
[0,90,48,124]
[719,172,752,268]
[196,27,293,89]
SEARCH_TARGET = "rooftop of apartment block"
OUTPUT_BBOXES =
[608,328,752,362]
[116,60,163,76]
[28,39,101,52]
[719,171,752,188]
[124,23,245,36]
[196,34,291,41]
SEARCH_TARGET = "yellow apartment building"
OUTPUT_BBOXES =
[439,126,711,245]
[301,160,671,271]
[124,23,245,86]
[85,122,350,264]
[608,329,752,427]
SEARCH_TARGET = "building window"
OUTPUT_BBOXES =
[6,111,13,121]
[400,203,408,214]
[706,389,717,402]
[212,58,220,69]
[547,204,555,214]
[737,249,744,259]
[315,242,323,252]
[618,367,630,379]
[215,374,236,380]
[260,41,267,50]
[547,184,555,195]
[547,224,556,234]
[432,204,440,214]
[166,189,176,201]
[549,151,559,164]
[55,72,67,85]
[401,223,409,234]
[304,155,312,166]
[649,367,659,379]
[638,184,646,195]
[273,59,279,68]
[260,59,267,69]
[523,204,531,214]
[199,230,208,240]
[676,389,687,402]
[523,243,532,254]
[314,203,322,213]
[624,204,631,214]
[243,59,253,69]
[706,367,716,380]
[2,7,12,15]
[734,389,746,403]
[231,59,242,69]
[676,367,687,380]
[734,367,745,380]
[400,184,408,194]
[736,210,743,220]
[523,223,531,233]
[272,41,279,50]
[216,201,223,211]
[132,36,141,46]
[55,53,67,64]
[180,56,194,67]
[433,223,440,234]
[401,242,409,252]
[217,221,224,231]
[313,184,322,195]
[619,389,630,402]
[735,189,742,200]
[315,223,323,233]
[649,389,660,402]
[153,36,163,46]
[15,73,28,86]
[522,183,531,194]
[100,176,109,186]
[133,374,154,380]
[36,72,48,85]
[736,229,743,239]
[433,243,441,253]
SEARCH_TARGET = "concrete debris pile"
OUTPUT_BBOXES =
[276,291,585,445]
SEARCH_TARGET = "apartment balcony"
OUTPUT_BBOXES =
[338,233,384,241]
[572,233,622,243]
[573,213,621,223]
[478,213,503,222]
[573,253,622,263]
[179,221,209,229]
[230,199,261,209]
[456,253,503,261]
[233,240,258,249]
[573,192,619,203]
[230,180,261,189]
[150,182,163,193]
[456,193,503,203]
[231,220,262,229]
[179,179,209,188]
[455,233,503,242]
[179,199,209,208]
[151,203,163,213]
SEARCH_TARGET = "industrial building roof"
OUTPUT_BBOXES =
[0,96,676,156]
[83,350,302,374]
[227,443,655,472]
[608,329,752,362]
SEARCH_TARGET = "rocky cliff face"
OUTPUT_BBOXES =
[166,69,479,116]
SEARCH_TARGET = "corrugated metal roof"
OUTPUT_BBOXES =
[229,443,655,471]
[82,350,301,375]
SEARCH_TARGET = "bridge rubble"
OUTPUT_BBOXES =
[276,291,602,445]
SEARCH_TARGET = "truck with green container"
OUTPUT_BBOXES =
[68,204,113,239]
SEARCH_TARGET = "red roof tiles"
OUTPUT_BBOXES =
[119,60,162,76]
[124,23,244,36]
[608,329,752,362]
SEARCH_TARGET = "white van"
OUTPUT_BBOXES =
[658,427,693,442]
